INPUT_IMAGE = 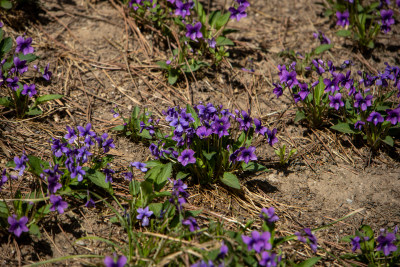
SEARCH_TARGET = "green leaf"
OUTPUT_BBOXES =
[29,223,41,238]
[202,151,217,160]
[366,40,375,49]
[18,53,39,62]
[242,162,268,172]
[331,122,356,134]
[26,107,43,116]
[336,29,351,37]
[209,11,221,28]
[216,36,234,46]
[111,125,125,131]
[186,104,201,127]
[313,76,325,105]
[155,162,172,185]
[144,165,162,183]
[27,155,49,177]
[129,180,141,196]
[382,135,394,147]
[0,97,12,107]
[314,44,333,55]
[176,171,190,180]
[86,169,114,195]
[148,203,163,218]
[0,0,12,9]
[0,201,9,218]
[145,160,163,168]
[294,110,306,123]
[185,209,202,218]
[140,180,153,199]
[168,68,178,85]
[295,257,321,267]
[157,61,168,69]
[216,12,230,30]
[35,94,63,106]
[0,37,12,54]
[220,172,241,189]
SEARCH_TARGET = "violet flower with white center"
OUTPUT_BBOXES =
[279,69,298,88]
[186,22,203,41]
[266,128,278,146]
[354,93,373,111]
[14,152,28,176]
[298,83,310,100]
[182,217,199,232]
[260,207,279,224]
[1,169,8,190]
[175,0,192,18]
[178,149,196,166]
[229,5,247,21]
[336,10,349,27]
[254,118,267,135]
[6,76,19,91]
[367,112,384,126]
[104,253,127,267]
[329,93,344,110]
[377,232,397,256]
[131,161,147,172]
[15,36,34,55]
[49,195,68,214]
[21,84,37,98]
[196,126,212,139]
[236,110,252,131]
[51,139,69,158]
[77,123,96,138]
[207,38,216,48]
[70,165,86,182]
[350,236,361,252]
[273,83,283,98]
[380,9,395,33]
[8,215,29,237]
[241,231,272,253]
[386,107,400,125]
[237,146,257,164]
[12,57,28,74]
[324,77,340,93]
[136,206,153,226]
[103,166,115,183]
[42,63,52,81]
[354,120,365,130]
[259,251,280,267]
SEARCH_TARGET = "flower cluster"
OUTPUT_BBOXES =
[229,0,250,22]
[295,228,318,252]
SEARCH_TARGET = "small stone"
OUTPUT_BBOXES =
[346,199,353,204]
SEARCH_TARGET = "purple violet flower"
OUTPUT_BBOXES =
[380,9,395,33]
[186,22,203,41]
[298,83,310,100]
[377,232,397,256]
[259,251,279,267]
[49,195,68,214]
[6,76,19,91]
[15,36,34,55]
[354,93,373,111]
[324,77,340,93]
[238,146,257,164]
[182,217,200,232]
[178,149,196,166]
[354,120,365,130]
[279,69,298,88]
[313,30,331,44]
[242,231,272,253]
[212,116,231,137]
[1,169,8,190]
[14,152,28,176]
[43,63,52,81]
[70,165,86,182]
[367,112,384,126]
[229,5,247,21]
[236,110,253,131]
[329,93,344,110]
[295,228,318,252]
[123,172,133,181]
[208,38,216,48]
[386,107,400,125]
[336,10,350,27]
[104,254,127,267]
[266,128,278,146]
[85,198,96,208]
[175,0,193,18]
[77,123,97,138]
[260,207,279,224]
[8,215,29,237]
[103,166,115,183]
[136,206,153,227]
[273,83,283,98]
[254,118,267,135]
[350,236,361,252]
[218,241,228,259]
[12,57,28,74]
[131,161,147,172]
[21,84,37,98]
[196,126,212,139]
[236,0,250,7]
[51,139,69,158]
[64,126,77,144]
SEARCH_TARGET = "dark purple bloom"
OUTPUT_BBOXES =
[49,195,68,214]
[6,76,19,91]
[182,217,200,232]
[266,128,278,146]
[242,231,272,253]
[229,148,243,163]
[298,83,310,100]
[12,57,28,74]
[295,228,318,252]
[70,165,86,182]
[77,147,92,164]
[196,103,217,121]
[254,118,267,135]
[178,149,196,166]
[329,93,344,110]
[131,161,147,172]
[196,126,212,139]
[354,93,373,111]
[236,110,253,131]
[380,9,395,33]
[47,174,62,194]
[279,69,298,88]
[312,59,325,75]
[1,169,8,190]
[15,36,34,55]
[175,0,193,18]
[236,0,250,7]
[95,133,115,153]
[21,84,37,98]
[273,83,283,98]
[208,38,216,49]
[259,251,279,267]
[169,178,189,210]
[14,152,28,176]
[354,120,365,130]
[42,63,52,81]
[336,10,349,27]
[149,143,161,159]
[104,254,127,267]
[51,139,69,158]
[103,166,115,183]
[367,112,384,126]
[229,5,247,21]
[238,146,257,164]
[191,260,214,267]
[186,22,203,41]
[218,241,228,259]
[77,123,96,138]
[123,172,133,181]
[260,207,279,224]
[212,116,231,137]
[377,232,397,256]
[350,236,361,252]
[83,135,95,147]
[85,198,95,208]
[8,215,29,237]
[386,107,400,125]
[338,71,353,89]
[136,206,153,226]
[313,30,331,44]
[324,77,340,93]
[64,126,77,144]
